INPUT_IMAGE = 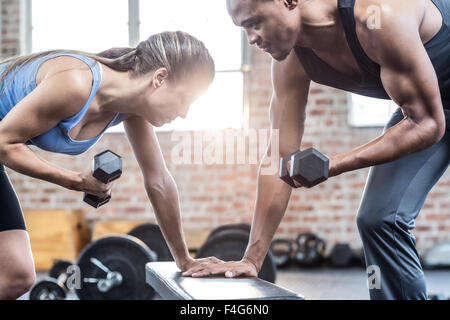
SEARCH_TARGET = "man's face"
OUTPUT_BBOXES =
[227,0,301,61]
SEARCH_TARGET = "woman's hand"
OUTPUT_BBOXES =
[182,258,258,279]
[73,168,114,198]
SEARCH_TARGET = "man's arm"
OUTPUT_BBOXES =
[331,0,445,176]
[182,50,311,278]
[243,50,311,271]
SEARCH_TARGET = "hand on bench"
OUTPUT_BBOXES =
[146,262,304,300]
[182,259,258,279]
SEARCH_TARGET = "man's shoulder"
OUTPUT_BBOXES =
[352,0,425,66]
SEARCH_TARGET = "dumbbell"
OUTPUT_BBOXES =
[279,148,329,188]
[29,260,73,300]
[329,243,353,267]
[83,150,122,208]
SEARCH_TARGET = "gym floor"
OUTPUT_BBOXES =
[19,267,450,300]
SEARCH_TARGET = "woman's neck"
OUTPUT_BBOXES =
[95,63,147,116]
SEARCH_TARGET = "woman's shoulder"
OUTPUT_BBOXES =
[36,54,94,87]
[35,61,93,117]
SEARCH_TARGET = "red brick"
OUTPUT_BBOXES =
[425,213,450,221]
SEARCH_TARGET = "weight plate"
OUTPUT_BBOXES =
[196,229,277,283]
[206,223,251,241]
[49,260,73,279]
[127,223,173,261]
[29,278,66,300]
[75,235,157,300]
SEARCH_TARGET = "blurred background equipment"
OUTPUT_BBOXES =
[422,242,450,269]
[294,233,326,268]
[270,238,294,269]
[75,235,157,300]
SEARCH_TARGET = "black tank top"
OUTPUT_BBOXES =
[294,0,450,128]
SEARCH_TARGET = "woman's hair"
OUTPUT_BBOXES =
[0,31,215,90]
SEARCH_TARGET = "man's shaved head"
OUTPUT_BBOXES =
[226,0,302,61]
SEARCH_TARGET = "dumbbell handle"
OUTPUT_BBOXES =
[279,152,298,188]
[83,150,122,208]
[83,271,123,293]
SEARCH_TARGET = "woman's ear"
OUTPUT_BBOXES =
[152,68,169,88]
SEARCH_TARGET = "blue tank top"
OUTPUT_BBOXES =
[0,53,128,155]
[294,0,450,130]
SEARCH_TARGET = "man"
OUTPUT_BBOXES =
[183,0,449,299]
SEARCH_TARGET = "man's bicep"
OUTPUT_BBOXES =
[380,58,443,124]
[359,1,444,129]
[377,30,444,135]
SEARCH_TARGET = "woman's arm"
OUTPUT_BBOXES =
[0,69,93,190]
[123,115,192,270]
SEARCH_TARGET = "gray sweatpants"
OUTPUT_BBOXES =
[357,108,450,300]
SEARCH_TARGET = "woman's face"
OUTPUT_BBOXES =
[143,69,212,127]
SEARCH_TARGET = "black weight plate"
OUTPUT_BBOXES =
[49,260,73,279]
[29,278,66,300]
[127,223,173,261]
[196,229,277,283]
[206,223,251,241]
[75,235,157,300]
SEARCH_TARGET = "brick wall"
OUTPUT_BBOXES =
[0,0,20,58]
[1,3,449,254]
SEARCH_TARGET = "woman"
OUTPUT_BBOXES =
[0,31,221,299]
